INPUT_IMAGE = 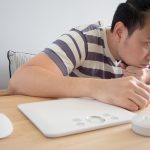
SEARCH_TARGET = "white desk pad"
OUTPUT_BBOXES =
[18,98,135,137]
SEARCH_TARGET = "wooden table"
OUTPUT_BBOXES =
[0,94,150,150]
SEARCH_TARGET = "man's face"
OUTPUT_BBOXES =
[118,21,150,68]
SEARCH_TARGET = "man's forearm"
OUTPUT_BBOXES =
[8,66,99,98]
[8,65,150,111]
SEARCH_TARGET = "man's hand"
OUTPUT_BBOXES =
[122,66,150,84]
[91,76,150,111]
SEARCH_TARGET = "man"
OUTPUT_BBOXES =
[9,0,150,111]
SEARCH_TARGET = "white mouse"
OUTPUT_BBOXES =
[131,115,150,137]
[0,113,13,139]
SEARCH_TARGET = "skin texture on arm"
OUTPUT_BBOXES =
[8,53,150,111]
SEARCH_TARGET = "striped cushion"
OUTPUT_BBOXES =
[7,50,35,77]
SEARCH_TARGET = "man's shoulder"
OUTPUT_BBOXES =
[70,20,104,34]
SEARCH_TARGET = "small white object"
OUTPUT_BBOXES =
[115,60,122,67]
[132,115,150,136]
[18,98,135,137]
[0,113,13,139]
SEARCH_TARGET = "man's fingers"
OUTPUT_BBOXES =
[134,81,150,107]
[119,99,139,111]
[137,81,150,94]
[129,92,149,109]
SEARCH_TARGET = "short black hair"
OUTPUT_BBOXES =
[111,0,150,36]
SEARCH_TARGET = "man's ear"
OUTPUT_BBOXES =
[113,21,127,42]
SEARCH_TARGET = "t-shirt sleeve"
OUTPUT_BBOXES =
[43,29,88,76]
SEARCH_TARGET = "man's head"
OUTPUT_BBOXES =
[111,0,150,36]
[109,0,150,68]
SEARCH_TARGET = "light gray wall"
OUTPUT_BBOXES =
[0,0,125,89]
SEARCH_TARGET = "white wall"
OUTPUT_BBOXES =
[0,0,125,89]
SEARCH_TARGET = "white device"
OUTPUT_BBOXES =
[0,113,13,139]
[132,115,150,136]
[18,98,135,138]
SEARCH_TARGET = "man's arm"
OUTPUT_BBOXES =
[8,53,92,98]
[9,53,150,111]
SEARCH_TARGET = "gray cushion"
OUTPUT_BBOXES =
[7,50,35,78]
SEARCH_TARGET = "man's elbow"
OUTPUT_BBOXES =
[8,69,23,95]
